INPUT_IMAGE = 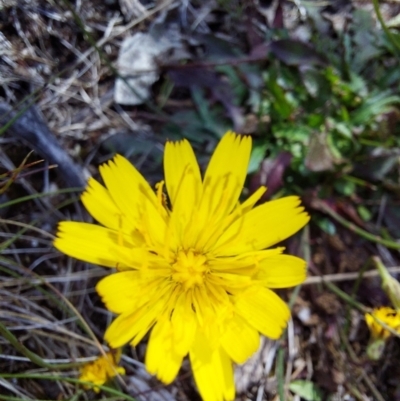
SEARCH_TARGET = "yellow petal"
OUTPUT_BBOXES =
[365,307,400,340]
[240,186,267,214]
[54,222,134,269]
[79,351,125,393]
[96,272,142,314]
[81,177,122,231]
[105,304,161,348]
[365,313,385,339]
[104,278,176,348]
[97,274,173,315]
[221,314,260,364]
[145,319,183,384]
[171,293,198,356]
[166,141,204,249]
[197,133,251,225]
[81,178,145,247]
[99,155,167,249]
[210,248,284,273]
[190,331,235,401]
[213,196,310,256]
[164,139,202,207]
[256,254,307,288]
[234,286,290,339]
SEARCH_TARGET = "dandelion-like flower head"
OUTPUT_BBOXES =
[55,132,309,401]
[79,350,125,393]
[365,306,400,340]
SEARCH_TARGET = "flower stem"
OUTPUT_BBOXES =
[315,200,400,250]
[0,321,82,370]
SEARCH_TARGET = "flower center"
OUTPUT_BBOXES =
[171,250,209,289]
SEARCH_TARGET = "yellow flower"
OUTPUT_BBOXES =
[79,350,125,393]
[54,132,309,401]
[365,306,400,340]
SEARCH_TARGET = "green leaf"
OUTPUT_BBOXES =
[334,179,356,196]
[273,124,311,143]
[316,217,336,235]
[289,380,323,401]
[191,87,231,136]
[357,205,372,222]
[351,90,400,126]
[267,79,294,119]
[248,143,268,174]
[367,339,386,360]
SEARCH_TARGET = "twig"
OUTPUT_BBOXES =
[0,219,56,240]
[321,278,400,338]
[322,280,368,313]
[0,187,81,210]
[0,321,82,370]
[313,200,400,250]
[0,261,115,375]
[0,374,137,401]
[304,266,400,284]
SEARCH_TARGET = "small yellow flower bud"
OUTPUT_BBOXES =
[373,256,400,310]
[365,307,400,360]
[79,349,125,393]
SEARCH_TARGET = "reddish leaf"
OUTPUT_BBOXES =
[250,151,292,199]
